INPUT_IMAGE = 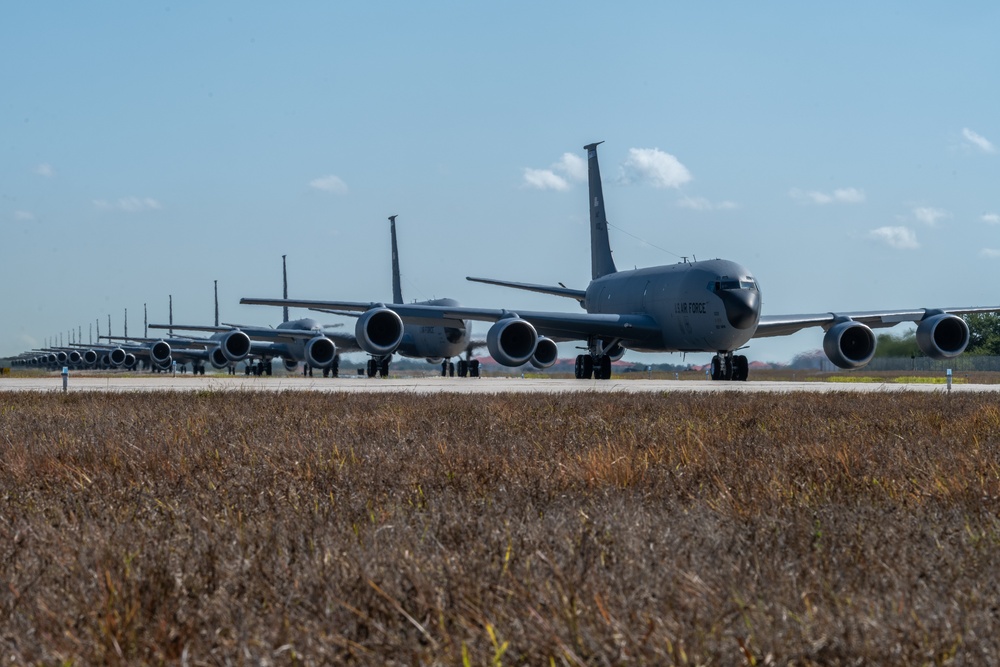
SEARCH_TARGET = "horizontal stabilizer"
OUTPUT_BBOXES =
[466,276,586,303]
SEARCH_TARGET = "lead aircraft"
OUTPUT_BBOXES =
[242,142,1000,380]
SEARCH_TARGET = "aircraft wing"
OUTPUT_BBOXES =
[241,297,663,346]
[755,306,1000,338]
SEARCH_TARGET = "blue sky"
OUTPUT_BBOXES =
[3,2,998,364]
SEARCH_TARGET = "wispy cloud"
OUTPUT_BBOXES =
[620,147,692,189]
[13,210,35,221]
[523,168,569,191]
[790,187,866,205]
[309,174,348,194]
[93,197,162,212]
[34,163,55,178]
[980,248,1000,259]
[522,153,587,191]
[912,206,949,226]
[962,127,995,154]
[677,196,737,211]
[982,213,1000,225]
[869,226,918,250]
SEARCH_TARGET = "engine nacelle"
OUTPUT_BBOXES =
[916,313,969,360]
[123,353,137,369]
[605,342,626,362]
[68,350,83,365]
[150,341,172,366]
[283,358,299,372]
[220,330,252,362]
[55,351,68,364]
[209,347,230,370]
[355,307,405,356]
[83,349,99,366]
[487,316,538,367]
[529,336,559,369]
[108,347,127,366]
[305,336,337,369]
[823,320,876,369]
[153,355,172,371]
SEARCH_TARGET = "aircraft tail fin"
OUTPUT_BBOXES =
[389,215,403,304]
[282,255,289,323]
[585,141,617,279]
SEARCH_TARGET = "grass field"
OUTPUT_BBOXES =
[2,390,999,664]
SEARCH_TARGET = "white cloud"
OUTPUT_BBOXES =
[962,127,995,154]
[308,174,349,194]
[554,153,587,182]
[34,163,55,178]
[13,210,35,221]
[790,187,866,205]
[980,248,1000,259]
[620,147,692,189]
[677,196,737,211]
[869,226,919,250]
[93,197,162,212]
[982,213,1000,225]
[912,206,949,226]
[522,153,587,190]
[522,168,569,191]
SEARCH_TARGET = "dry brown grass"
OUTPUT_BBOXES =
[2,391,1000,665]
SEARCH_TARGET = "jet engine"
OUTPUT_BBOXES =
[529,336,559,369]
[150,341,172,367]
[123,353,137,369]
[605,342,626,362]
[153,356,172,371]
[68,350,83,365]
[305,336,337,369]
[83,349,99,366]
[355,307,405,356]
[916,313,969,360]
[55,351,68,364]
[823,320,876,369]
[283,358,299,372]
[487,316,538,367]
[108,347,127,366]
[209,347,230,370]
[220,330,252,362]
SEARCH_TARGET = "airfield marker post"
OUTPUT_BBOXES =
[947,368,952,393]
[61,366,68,392]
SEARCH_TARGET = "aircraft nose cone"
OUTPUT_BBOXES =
[721,289,760,330]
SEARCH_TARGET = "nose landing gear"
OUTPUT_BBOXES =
[711,352,749,381]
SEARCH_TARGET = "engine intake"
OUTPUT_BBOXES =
[283,358,300,372]
[305,336,337,368]
[530,336,559,369]
[823,320,876,369]
[220,330,252,362]
[916,313,969,360]
[356,307,404,356]
[108,347,127,366]
[487,316,538,367]
[150,341,172,366]
[209,347,230,370]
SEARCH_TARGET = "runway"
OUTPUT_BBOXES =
[1,374,995,393]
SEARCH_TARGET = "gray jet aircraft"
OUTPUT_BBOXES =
[242,142,1000,380]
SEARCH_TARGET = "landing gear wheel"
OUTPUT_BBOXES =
[265,361,273,376]
[733,355,749,382]
[711,355,722,381]
[458,360,468,377]
[575,354,594,379]
[379,358,390,378]
[441,360,449,377]
[448,361,455,377]
[470,359,480,377]
[596,355,612,380]
[724,356,733,381]
[330,355,340,379]
[367,359,378,378]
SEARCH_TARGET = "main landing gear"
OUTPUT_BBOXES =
[366,357,390,378]
[444,358,481,377]
[711,352,749,381]
[574,354,613,379]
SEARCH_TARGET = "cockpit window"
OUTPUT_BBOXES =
[708,278,758,292]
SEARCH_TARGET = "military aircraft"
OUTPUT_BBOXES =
[309,215,482,378]
[151,258,342,376]
[242,141,1000,380]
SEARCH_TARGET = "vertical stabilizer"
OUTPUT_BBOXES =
[124,308,128,339]
[389,215,403,304]
[282,255,289,323]
[214,281,219,327]
[169,295,173,337]
[144,304,148,338]
[584,141,617,279]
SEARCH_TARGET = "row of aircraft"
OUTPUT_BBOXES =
[12,142,1000,380]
